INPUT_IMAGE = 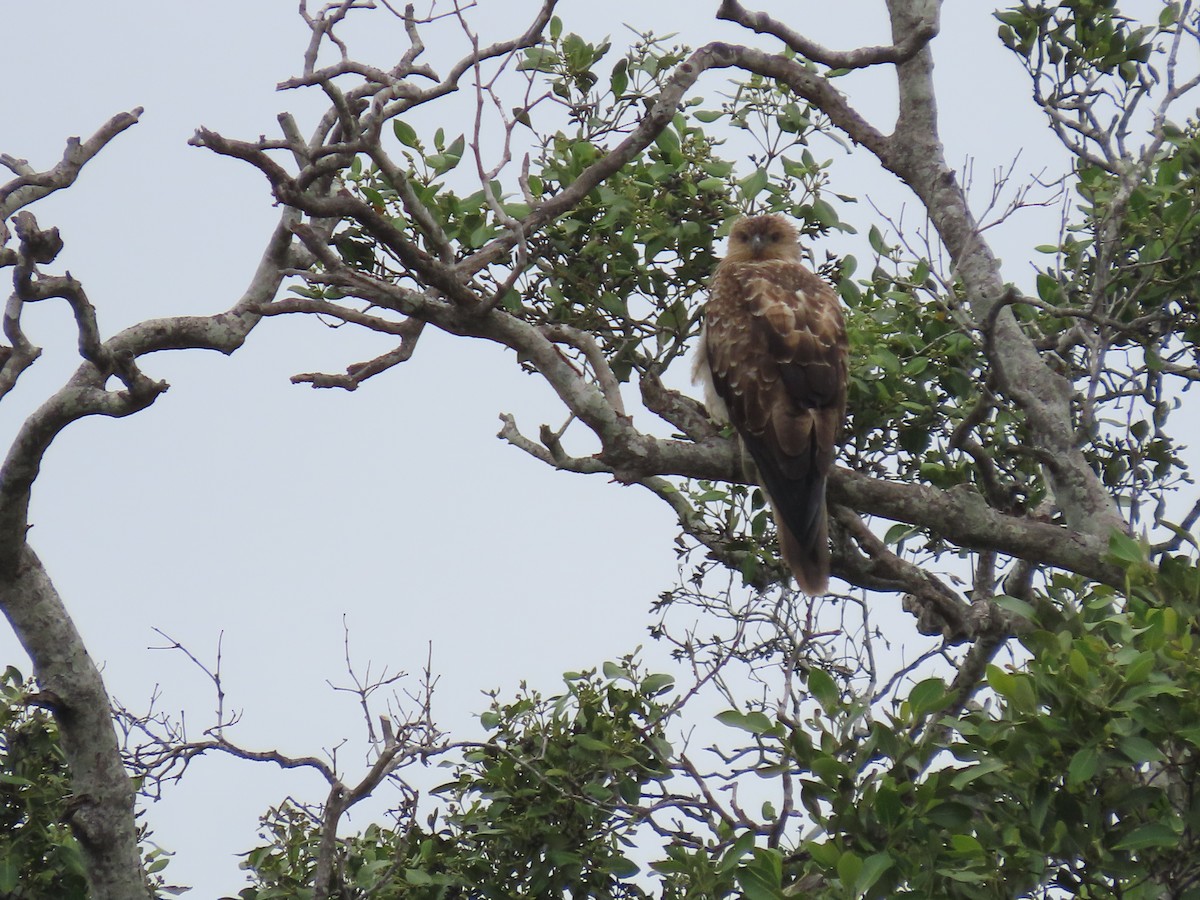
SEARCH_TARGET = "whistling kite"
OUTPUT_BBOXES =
[693,215,848,594]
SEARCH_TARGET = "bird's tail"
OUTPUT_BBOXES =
[776,501,830,595]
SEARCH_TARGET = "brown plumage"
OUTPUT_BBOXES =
[692,215,848,594]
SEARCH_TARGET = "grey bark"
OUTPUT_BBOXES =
[1,113,302,895]
[0,547,148,898]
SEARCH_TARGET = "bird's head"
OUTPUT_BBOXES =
[725,214,802,263]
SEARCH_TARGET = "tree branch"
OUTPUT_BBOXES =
[0,109,142,229]
[716,0,938,70]
[0,549,148,899]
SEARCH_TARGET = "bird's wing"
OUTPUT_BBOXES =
[703,260,847,561]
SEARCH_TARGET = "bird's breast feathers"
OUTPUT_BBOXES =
[697,259,846,435]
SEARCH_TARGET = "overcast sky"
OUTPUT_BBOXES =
[0,1,1119,895]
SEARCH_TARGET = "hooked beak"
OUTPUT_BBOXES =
[749,233,766,256]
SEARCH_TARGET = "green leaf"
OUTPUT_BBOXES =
[641,673,675,696]
[1180,726,1200,748]
[807,840,840,869]
[468,223,495,248]
[1068,745,1100,785]
[883,522,917,545]
[405,868,434,885]
[949,757,1006,789]
[810,198,839,228]
[719,832,757,874]
[908,677,948,717]
[716,709,774,735]
[1115,822,1179,851]
[518,46,559,73]
[147,856,170,874]
[654,127,681,160]
[575,734,614,752]
[949,834,984,856]
[1035,271,1061,303]
[1124,650,1156,684]
[985,664,1016,699]
[738,869,784,900]
[610,58,628,96]
[739,168,768,202]
[811,756,846,787]
[806,668,838,711]
[563,33,591,71]
[993,594,1036,622]
[1069,648,1089,679]
[993,9,1030,28]
[927,801,973,830]
[869,347,900,374]
[780,156,809,178]
[479,710,500,729]
[857,852,894,893]
[1107,531,1147,567]
[603,660,630,680]
[836,850,862,889]
[392,119,419,148]
[1118,735,1164,764]
[0,859,17,894]
[868,224,887,254]
[874,783,901,827]
[607,855,640,878]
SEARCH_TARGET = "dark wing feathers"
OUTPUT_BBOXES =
[747,435,826,552]
[702,260,847,593]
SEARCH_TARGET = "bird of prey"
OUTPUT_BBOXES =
[692,215,848,594]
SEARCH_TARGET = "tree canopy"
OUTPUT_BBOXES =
[3,1,1200,897]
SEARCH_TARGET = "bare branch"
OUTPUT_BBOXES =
[291,321,424,390]
[542,324,626,417]
[717,0,938,70]
[0,109,142,226]
[832,506,970,642]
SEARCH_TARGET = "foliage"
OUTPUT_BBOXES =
[0,669,174,899]
[214,536,1200,898]
[0,667,89,899]
[762,540,1200,898]
[226,3,1200,895]
[328,28,855,390]
[948,541,1200,898]
[234,662,675,899]
[8,0,1200,898]
[7,540,1200,899]
[996,0,1200,528]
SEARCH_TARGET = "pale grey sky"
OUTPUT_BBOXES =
[1,1,1103,895]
